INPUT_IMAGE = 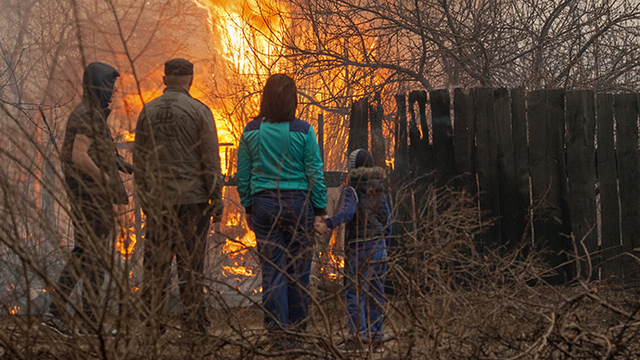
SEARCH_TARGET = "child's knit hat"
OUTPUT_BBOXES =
[348,149,374,170]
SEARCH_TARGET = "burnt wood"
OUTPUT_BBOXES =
[475,87,501,249]
[453,88,476,194]
[431,89,454,188]
[410,90,431,176]
[370,93,386,168]
[408,91,424,179]
[596,94,622,280]
[394,94,409,175]
[614,94,640,285]
[528,89,572,284]
[510,88,530,251]
[494,88,518,250]
[348,98,369,156]
[565,90,598,279]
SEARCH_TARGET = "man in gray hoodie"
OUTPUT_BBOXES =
[43,62,130,337]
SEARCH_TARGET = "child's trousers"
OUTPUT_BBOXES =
[345,238,387,340]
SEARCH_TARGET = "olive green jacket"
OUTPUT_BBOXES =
[133,86,223,217]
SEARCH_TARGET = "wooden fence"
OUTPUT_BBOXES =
[349,89,640,285]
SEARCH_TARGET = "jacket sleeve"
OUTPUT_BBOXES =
[304,126,327,215]
[236,130,253,213]
[132,108,149,206]
[326,186,357,229]
[381,194,392,242]
[199,107,224,218]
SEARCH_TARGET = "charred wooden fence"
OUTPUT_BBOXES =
[349,89,640,285]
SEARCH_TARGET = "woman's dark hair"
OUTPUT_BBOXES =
[258,74,297,123]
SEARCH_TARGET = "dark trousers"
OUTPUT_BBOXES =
[51,181,114,322]
[141,202,212,329]
[251,190,314,334]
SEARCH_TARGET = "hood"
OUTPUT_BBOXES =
[82,62,120,111]
[348,166,387,192]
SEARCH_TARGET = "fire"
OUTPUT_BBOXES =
[121,130,135,142]
[131,286,139,294]
[116,227,137,258]
[222,265,254,277]
[9,306,19,315]
[222,229,256,257]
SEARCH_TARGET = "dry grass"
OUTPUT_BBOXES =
[2,184,640,360]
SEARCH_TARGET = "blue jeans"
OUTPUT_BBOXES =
[252,190,314,332]
[346,238,387,340]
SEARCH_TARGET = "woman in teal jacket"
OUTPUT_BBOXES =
[237,74,327,347]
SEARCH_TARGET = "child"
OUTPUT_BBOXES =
[326,149,392,353]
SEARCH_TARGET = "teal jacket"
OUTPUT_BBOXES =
[237,117,327,215]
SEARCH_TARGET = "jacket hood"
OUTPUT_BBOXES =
[349,166,386,192]
[82,62,120,111]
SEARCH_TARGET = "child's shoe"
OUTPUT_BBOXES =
[337,338,368,353]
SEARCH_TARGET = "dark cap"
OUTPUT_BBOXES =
[164,58,193,76]
[348,149,374,170]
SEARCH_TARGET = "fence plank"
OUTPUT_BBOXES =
[565,90,598,279]
[394,94,409,175]
[510,88,530,250]
[528,90,572,284]
[614,94,640,285]
[453,88,476,195]
[431,89,454,188]
[494,88,518,249]
[370,93,386,168]
[348,98,369,155]
[597,94,622,280]
[391,93,414,238]
[475,88,501,249]
[408,91,425,179]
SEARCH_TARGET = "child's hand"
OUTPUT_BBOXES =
[314,215,327,234]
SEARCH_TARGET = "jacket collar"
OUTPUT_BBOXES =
[348,166,386,180]
[164,85,191,96]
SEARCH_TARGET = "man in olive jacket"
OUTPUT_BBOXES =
[133,58,223,334]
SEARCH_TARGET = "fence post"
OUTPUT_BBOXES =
[453,88,476,195]
[369,92,386,168]
[614,94,640,286]
[475,88,501,250]
[394,94,409,175]
[528,89,572,284]
[597,94,622,281]
[431,89,454,188]
[510,89,530,253]
[565,90,598,279]
[348,98,369,156]
[494,88,518,250]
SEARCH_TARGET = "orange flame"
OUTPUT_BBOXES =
[121,130,135,142]
[222,265,254,277]
[222,230,256,258]
[9,306,19,315]
[116,227,137,259]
